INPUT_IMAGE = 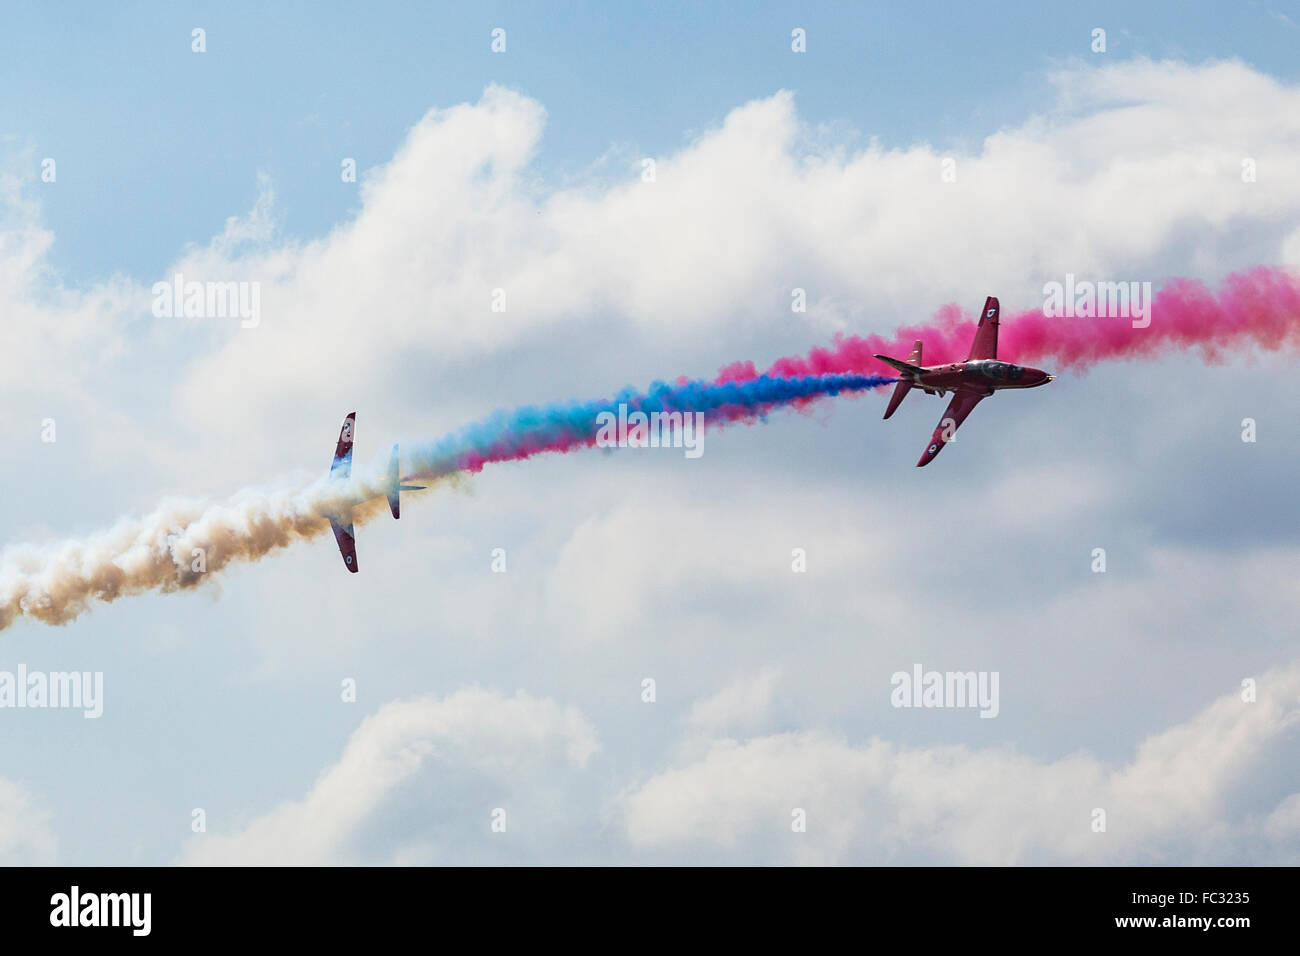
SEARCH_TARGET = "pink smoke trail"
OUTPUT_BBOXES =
[715,266,1300,382]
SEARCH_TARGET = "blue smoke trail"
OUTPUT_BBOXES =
[404,372,896,478]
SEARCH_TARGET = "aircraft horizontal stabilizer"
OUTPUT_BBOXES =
[874,354,924,377]
[386,444,425,519]
[882,340,923,420]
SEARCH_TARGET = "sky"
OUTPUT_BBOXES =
[1,1,1299,865]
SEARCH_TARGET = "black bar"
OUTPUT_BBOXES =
[0,866,1283,942]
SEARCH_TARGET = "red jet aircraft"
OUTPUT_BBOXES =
[874,297,1053,466]
[326,413,425,572]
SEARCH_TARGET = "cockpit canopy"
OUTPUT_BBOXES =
[971,360,1024,381]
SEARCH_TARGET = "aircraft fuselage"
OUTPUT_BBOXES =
[874,296,1055,465]
[905,359,1053,397]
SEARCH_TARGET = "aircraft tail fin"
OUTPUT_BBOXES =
[386,444,426,519]
[878,341,924,419]
[966,296,1000,360]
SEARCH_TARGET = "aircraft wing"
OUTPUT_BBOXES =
[330,516,358,572]
[917,392,985,466]
[331,412,355,479]
[966,296,1000,360]
[329,412,358,572]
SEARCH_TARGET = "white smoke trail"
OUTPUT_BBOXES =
[0,467,421,632]
[0,370,886,632]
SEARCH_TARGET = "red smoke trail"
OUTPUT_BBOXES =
[715,266,1300,382]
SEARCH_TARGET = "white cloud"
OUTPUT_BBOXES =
[0,61,1295,463]
[687,667,782,737]
[2,56,1299,866]
[0,58,1295,489]
[620,660,1300,864]
[55,57,1291,478]
[1264,793,1300,837]
[179,688,598,865]
[546,493,891,644]
[0,161,141,419]
[0,778,57,864]
[984,463,1115,529]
